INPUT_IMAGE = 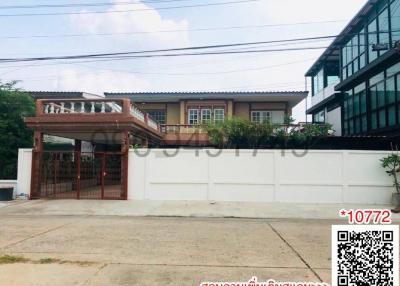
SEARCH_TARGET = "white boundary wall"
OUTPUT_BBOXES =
[17,148,394,204]
[16,149,32,197]
[129,149,394,204]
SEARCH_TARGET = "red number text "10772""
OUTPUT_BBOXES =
[339,209,392,224]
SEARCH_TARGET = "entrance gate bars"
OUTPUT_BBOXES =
[30,151,128,200]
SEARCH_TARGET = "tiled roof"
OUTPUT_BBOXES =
[105,91,308,97]
[28,91,103,99]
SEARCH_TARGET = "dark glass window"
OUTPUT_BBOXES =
[360,29,366,54]
[378,8,390,55]
[368,19,378,63]
[389,106,396,126]
[379,110,386,128]
[352,35,359,60]
[360,91,367,113]
[377,82,386,107]
[387,77,396,104]
[354,94,360,116]
[312,68,324,96]
[370,85,377,110]
[343,99,348,120]
[391,0,400,43]
[371,112,378,129]
[348,99,353,118]
[148,110,166,124]
[387,62,400,78]
[342,47,347,67]
[344,83,367,135]
[349,120,354,134]
[359,55,366,70]
[361,115,368,132]
[354,118,360,134]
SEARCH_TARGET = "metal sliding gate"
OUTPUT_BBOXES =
[30,151,128,200]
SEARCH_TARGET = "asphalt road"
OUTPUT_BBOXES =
[0,206,334,286]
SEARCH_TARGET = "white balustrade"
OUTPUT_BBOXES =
[130,106,145,122]
[80,102,85,113]
[40,100,160,132]
[70,102,75,113]
[90,102,95,113]
[41,101,125,115]
[148,118,159,131]
[50,103,55,114]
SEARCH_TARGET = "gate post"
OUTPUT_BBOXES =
[75,140,81,199]
[30,131,43,199]
[121,131,129,200]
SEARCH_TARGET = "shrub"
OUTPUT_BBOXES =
[205,118,332,149]
[381,153,400,194]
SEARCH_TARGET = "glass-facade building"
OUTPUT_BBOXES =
[306,0,400,137]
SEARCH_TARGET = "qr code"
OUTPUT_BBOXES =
[332,225,399,286]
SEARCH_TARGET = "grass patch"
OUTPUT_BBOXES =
[0,255,29,264]
[0,254,96,266]
[38,258,60,264]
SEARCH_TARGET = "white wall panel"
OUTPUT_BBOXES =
[129,149,394,204]
[18,148,395,204]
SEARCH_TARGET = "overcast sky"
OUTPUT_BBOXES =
[0,0,367,121]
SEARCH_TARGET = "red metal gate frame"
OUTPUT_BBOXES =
[30,151,128,200]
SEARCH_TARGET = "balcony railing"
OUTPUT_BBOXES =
[40,99,125,115]
[130,105,145,122]
[35,98,161,133]
[161,124,207,134]
[161,123,332,134]
[311,84,337,107]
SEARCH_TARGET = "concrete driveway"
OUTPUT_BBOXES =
[0,200,339,285]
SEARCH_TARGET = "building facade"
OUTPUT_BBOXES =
[306,0,400,137]
[104,91,307,126]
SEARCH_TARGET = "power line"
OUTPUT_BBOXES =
[0,0,204,10]
[2,26,396,64]
[0,20,346,40]
[0,46,329,64]
[72,57,316,76]
[0,0,261,17]
[0,34,339,63]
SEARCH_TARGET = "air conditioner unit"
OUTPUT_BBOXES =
[372,43,389,51]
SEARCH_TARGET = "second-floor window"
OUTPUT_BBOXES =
[214,109,225,123]
[201,109,212,124]
[147,110,166,124]
[251,110,285,124]
[188,109,199,125]
[187,108,225,124]
[251,111,271,123]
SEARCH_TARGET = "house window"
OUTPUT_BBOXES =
[147,110,166,124]
[251,111,271,123]
[214,109,225,123]
[313,110,325,123]
[188,109,199,125]
[201,109,212,123]
[187,107,225,124]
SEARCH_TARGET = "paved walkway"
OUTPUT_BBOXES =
[1,199,399,221]
[0,200,398,285]
[0,214,332,286]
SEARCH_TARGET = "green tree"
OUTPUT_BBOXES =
[0,81,34,179]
